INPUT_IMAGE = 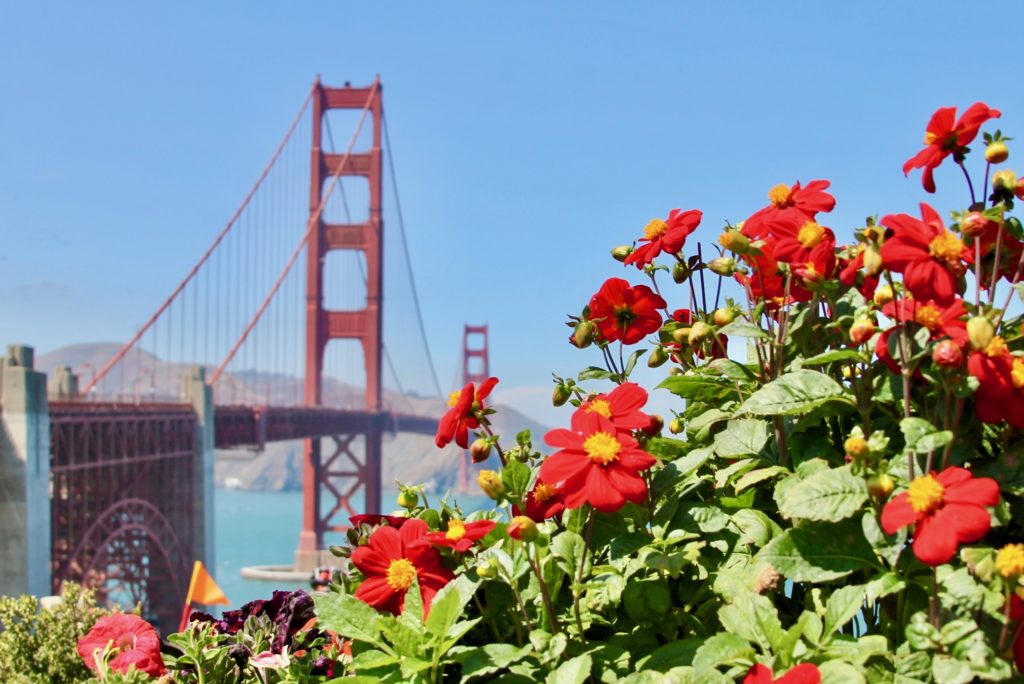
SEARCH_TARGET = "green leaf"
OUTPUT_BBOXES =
[931,655,973,684]
[718,319,771,339]
[737,369,852,416]
[718,592,784,653]
[454,643,531,681]
[735,465,789,493]
[824,584,866,635]
[645,437,689,460]
[759,517,880,582]
[713,418,770,458]
[730,509,783,548]
[313,592,388,652]
[777,465,868,522]
[551,530,587,576]
[623,349,646,378]
[579,366,616,381]
[399,574,424,629]
[818,661,867,684]
[424,575,479,645]
[502,460,532,502]
[658,373,735,400]
[900,417,952,453]
[797,349,868,367]
[545,654,592,684]
[692,633,755,675]
[350,649,400,671]
[641,638,702,672]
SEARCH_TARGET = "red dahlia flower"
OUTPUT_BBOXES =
[967,336,1024,428]
[743,663,821,684]
[578,382,651,434]
[349,514,409,529]
[541,411,656,512]
[883,297,968,346]
[624,208,703,268]
[734,236,813,310]
[839,246,880,299]
[77,614,166,678]
[903,102,1001,193]
[435,377,498,449]
[423,518,497,553]
[351,518,455,616]
[588,277,666,345]
[742,180,835,240]
[880,466,999,566]
[514,480,566,522]
[881,203,972,305]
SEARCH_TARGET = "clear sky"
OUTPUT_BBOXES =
[2,2,1021,427]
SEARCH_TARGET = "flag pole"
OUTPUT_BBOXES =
[178,561,201,632]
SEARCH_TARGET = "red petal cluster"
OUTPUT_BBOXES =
[514,479,567,522]
[742,180,835,240]
[588,278,666,345]
[881,203,972,305]
[880,467,999,566]
[541,399,656,512]
[351,519,455,616]
[435,377,498,449]
[624,208,703,268]
[903,103,1001,192]
[423,519,497,553]
[968,339,1024,427]
[77,614,166,678]
[743,663,821,684]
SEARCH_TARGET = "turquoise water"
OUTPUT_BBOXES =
[213,487,492,609]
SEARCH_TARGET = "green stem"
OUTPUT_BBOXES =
[528,545,560,634]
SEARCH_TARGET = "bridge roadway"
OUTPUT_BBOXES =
[48,401,438,451]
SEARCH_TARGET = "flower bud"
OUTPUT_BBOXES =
[713,308,736,326]
[672,261,689,284]
[995,543,1024,579]
[477,470,505,500]
[986,140,1009,164]
[507,516,539,542]
[932,339,964,368]
[476,559,499,579]
[960,211,991,237]
[862,245,883,276]
[707,257,736,276]
[668,417,683,434]
[688,321,713,345]
[1017,178,1024,201]
[993,169,1018,192]
[572,321,593,349]
[873,284,895,307]
[641,414,664,436]
[470,438,492,464]
[867,473,894,499]
[647,346,668,368]
[397,488,419,510]
[611,245,633,262]
[718,229,751,254]
[672,327,691,344]
[849,318,875,345]
[552,384,571,407]
[844,435,870,461]
[967,316,995,351]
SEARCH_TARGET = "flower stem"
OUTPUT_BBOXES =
[480,422,507,467]
[573,510,595,639]
[528,544,560,634]
[959,160,977,206]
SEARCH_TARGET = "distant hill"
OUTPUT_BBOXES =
[37,343,551,494]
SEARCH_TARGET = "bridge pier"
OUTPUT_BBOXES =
[183,366,215,571]
[0,345,52,598]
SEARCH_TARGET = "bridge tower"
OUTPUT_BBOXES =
[458,324,490,491]
[296,78,384,571]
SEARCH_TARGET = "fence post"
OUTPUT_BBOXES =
[0,344,51,597]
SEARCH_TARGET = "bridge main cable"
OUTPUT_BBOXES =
[81,82,317,397]
[208,79,380,386]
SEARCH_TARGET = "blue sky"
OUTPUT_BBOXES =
[2,2,1021,426]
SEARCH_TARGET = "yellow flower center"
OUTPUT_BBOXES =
[928,232,964,269]
[914,304,943,331]
[583,431,621,465]
[585,398,612,418]
[447,390,462,408]
[644,219,668,241]
[907,474,945,514]
[385,558,417,591]
[800,262,822,281]
[796,221,826,248]
[445,520,467,541]
[768,183,792,208]
[533,482,557,503]
[924,131,940,146]
[996,544,1024,578]
[986,336,1009,357]
[1013,359,1024,390]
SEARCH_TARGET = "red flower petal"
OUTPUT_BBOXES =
[880,492,920,534]
[912,511,959,566]
[743,663,775,684]
[941,502,993,544]
[777,663,822,684]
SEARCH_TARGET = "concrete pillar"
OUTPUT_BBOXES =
[183,366,215,570]
[47,365,79,400]
[0,345,51,597]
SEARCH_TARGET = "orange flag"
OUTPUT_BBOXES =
[179,560,230,631]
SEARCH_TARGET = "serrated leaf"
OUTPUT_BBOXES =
[900,417,952,453]
[692,632,755,675]
[777,465,868,522]
[818,660,867,683]
[424,575,478,645]
[501,459,531,502]
[579,366,616,381]
[759,517,880,582]
[718,592,784,653]
[931,655,973,684]
[824,584,866,635]
[737,370,852,416]
[313,592,388,652]
[797,349,869,367]
[546,654,592,684]
[718,319,771,339]
[713,418,770,458]
[735,465,789,493]
[730,509,783,548]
